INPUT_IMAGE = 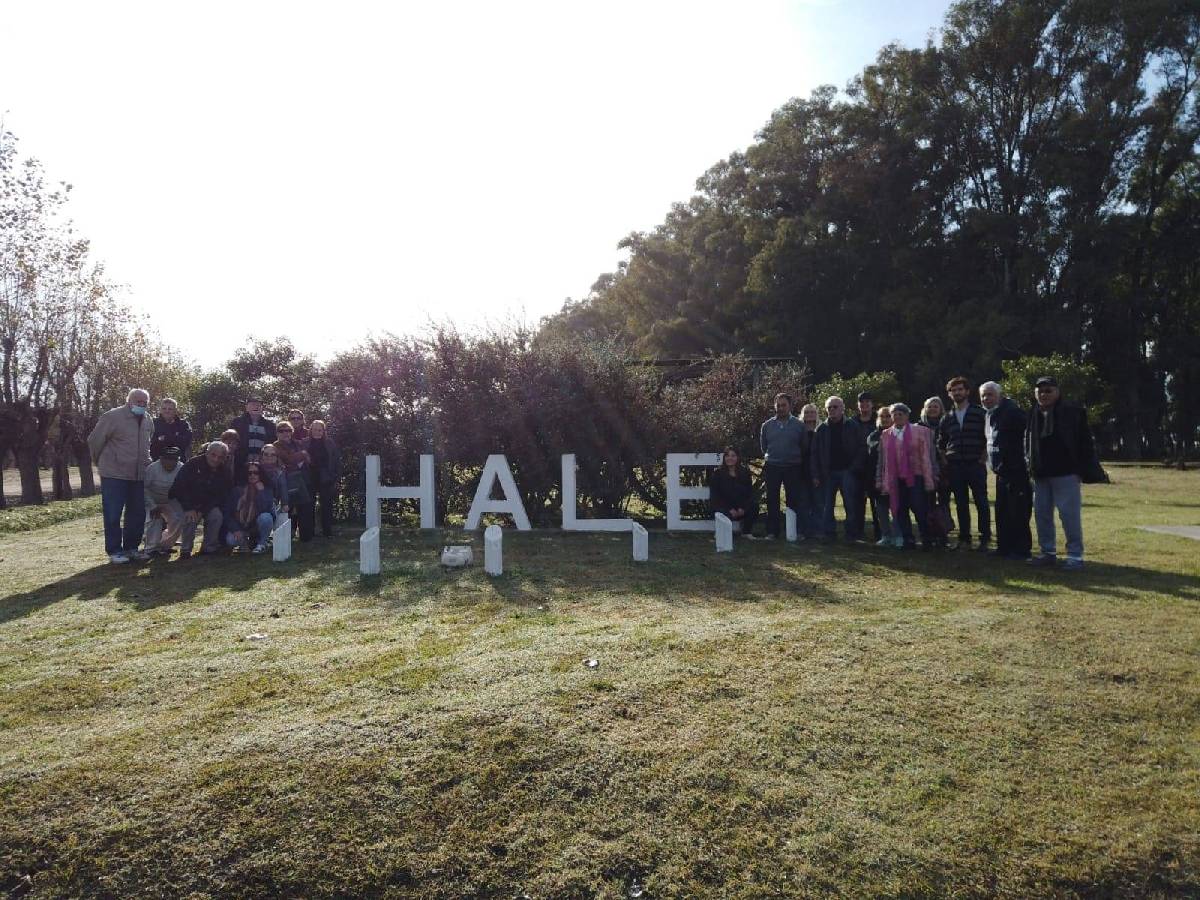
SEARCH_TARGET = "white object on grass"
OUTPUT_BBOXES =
[561,454,633,532]
[440,545,473,567]
[272,517,292,562]
[631,522,649,562]
[484,523,503,575]
[665,452,722,531]
[359,526,380,576]
[714,512,734,552]
[366,453,436,530]
[785,508,798,542]
[465,455,532,531]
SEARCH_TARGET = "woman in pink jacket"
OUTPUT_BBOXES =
[875,403,935,550]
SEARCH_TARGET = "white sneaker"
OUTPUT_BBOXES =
[109,552,130,564]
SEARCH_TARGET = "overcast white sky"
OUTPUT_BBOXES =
[1,0,950,367]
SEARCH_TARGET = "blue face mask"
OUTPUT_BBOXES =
[130,405,147,416]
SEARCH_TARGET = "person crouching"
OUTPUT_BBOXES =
[223,463,276,554]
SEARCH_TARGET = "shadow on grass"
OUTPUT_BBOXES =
[4,525,1197,627]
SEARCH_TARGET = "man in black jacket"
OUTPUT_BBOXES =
[980,381,1032,560]
[150,397,193,462]
[167,441,233,557]
[939,376,991,551]
[229,399,277,476]
[1025,376,1098,570]
[812,396,866,541]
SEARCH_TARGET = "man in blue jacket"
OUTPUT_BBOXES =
[980,381,1032,560]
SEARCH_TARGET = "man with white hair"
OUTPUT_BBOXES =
[979,381,1032,560]
[812,395,866,541]
[87,388,154,563]
[167,441,233,558]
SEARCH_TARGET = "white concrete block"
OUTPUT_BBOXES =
[484,523,503,575]
[359,527,380,576]
[715,512,734,552]
[466,455,532,531]
[366,453,436,530]
[631,522,649,562]
[785,508,798,542]
[272,517,292,562]
[666,452,722,531]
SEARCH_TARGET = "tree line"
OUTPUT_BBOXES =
[539,0,1200,461]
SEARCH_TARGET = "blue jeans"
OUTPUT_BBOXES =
[225,512,276,547]
[795,478,821,537]
[822,469,860,539]
[101,477,146,555]
[1034,475,1083,560]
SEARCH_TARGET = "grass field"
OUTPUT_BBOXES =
[1,465,1198,898]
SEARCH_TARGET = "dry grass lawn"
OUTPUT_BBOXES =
[1,465,1198,898]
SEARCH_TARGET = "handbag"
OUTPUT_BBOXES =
[286,470,311,506]
[928,502,953,538]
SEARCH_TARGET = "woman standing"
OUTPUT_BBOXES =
[877,404,935,550]
[919,397,951,548]
[271,421,314,542]
[303,420,341,538]
[866,406,897,547]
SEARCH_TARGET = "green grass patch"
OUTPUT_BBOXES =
[0,495,101,534]
[0,465,1198,897]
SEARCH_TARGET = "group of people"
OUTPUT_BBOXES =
[88,393,341,563]
[710,376,1102,569]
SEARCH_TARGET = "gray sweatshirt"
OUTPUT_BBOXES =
[144,459,181,508]
[760,415,805,466]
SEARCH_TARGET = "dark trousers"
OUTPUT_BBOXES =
[715,503,759,535]
[311,477,337,536]
[894,475,930,546]
[763,464,801,537]
[947,459,991,544]
[292,501,315,542]
[995,473,1033,558]
[851,473,883,539]
[100,477,145,555]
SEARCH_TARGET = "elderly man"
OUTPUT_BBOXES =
[87,388,154,563]
[142,446,182,555]
[812,395,866,541]
[150,397,193,462]
[980,381,1032,560]
[1025,376,1099,570]
[167,441,233,557]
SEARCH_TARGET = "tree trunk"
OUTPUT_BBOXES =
[14,404,57,505]
[17,447,44,505]
[52,418,76,501]
[73,437,96,496]
[0,462,7,509]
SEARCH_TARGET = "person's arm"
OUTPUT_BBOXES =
[759,421,768,460]
[87,413,110,464]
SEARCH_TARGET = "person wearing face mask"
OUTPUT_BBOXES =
[87,388,154,563]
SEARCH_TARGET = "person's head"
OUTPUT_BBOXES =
[204,441,229,469]
[877,406,893,429]
[158,397,178,421]
[856,391,874,420]
[161,446,180,471]
[922,397,944,421]
[979,381,1002,409]
[773,393,792,418]
[220,429,240,451]
[259,444,278,467]
[245,462,262,486]
[890,403,911,427]
[1035,376,1060,409]
[288,409,305,430]
[245,398,263,420]
[800,403,820,428]
[825,395,845,423]
[308,419,326,440]
[127,388,150,415]
[276,421,294,443]
[722,446,740,469]
[946,376,970,406]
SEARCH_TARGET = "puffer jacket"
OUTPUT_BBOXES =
[87,405,152,481]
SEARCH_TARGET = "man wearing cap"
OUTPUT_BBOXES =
[1025,376,1099,570]
[143,446,183,555]
[980,381,1032,560]
[849,391,882,541]
[87,388,154,563]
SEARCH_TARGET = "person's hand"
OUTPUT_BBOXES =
[185,510,201,525]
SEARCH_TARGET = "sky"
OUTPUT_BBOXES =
[0,0,951,368]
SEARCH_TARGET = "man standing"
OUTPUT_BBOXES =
[88,388,154,563]
[939,376,991,551]
[150,397,193,462]
[759,393,805,540]
[850,391,882,541]
[143,446,182,555]
[1025,376,1099,570]
[979,381,1032,560]
[812,396,865,541]
[167,441,233,557]
[230,398,277,475]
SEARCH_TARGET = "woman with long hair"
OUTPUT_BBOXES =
[708,446,759,538]
[223,463,276,553]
